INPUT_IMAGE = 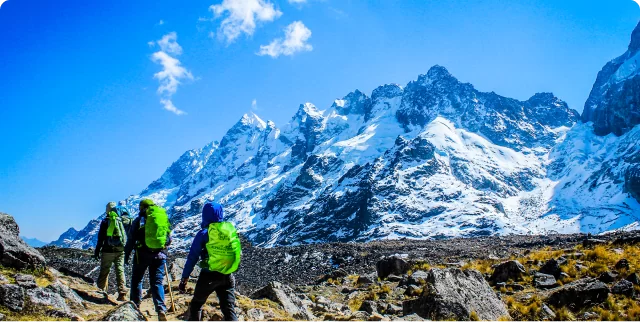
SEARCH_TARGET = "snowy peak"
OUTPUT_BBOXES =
[371,84,403,102]
[582,21,640,136]
[332,90,370,116]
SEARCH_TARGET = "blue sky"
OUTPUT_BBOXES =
[0,0,638,241]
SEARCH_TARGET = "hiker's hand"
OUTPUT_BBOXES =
[179,278,188,294]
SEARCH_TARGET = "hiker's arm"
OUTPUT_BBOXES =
[181,230,205,280]
[94,219,106,258]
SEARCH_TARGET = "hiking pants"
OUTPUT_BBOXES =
[130,256,167,313]
[188,271,237,321]
[97,251,127,294]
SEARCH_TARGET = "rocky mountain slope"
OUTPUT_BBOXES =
[55,22,640,250]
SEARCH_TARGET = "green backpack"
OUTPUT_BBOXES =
[106,211,127,247]
[143,205,171,250]
[205,222,242,274]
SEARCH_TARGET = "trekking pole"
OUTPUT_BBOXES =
[164,262,177,313]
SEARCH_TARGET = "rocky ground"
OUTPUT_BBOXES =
[2,210,640,321]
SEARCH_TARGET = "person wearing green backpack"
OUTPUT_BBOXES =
[93,201,129,301]
[124,199,172,321]
[178,202,241,321]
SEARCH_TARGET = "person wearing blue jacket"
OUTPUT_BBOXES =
[179,202,240,321]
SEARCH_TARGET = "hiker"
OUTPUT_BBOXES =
[125,199,172,321]
[93,202,128,301]
[178,202,242,321]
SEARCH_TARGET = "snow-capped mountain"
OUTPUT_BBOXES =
[54,22,640,250]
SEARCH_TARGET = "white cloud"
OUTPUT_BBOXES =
[158,19,165,25]
[258,21,312,58]
[160,99,186,115]
[156,32,183,55]
[210,0,282,42]
[0,0,8,9]
[634,0,640,8]
[151,32,193,115]
[288,0,306,3]
[251,99,258,110]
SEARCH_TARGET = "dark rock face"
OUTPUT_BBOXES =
[611,279,635,297]
[489,260,527,284]
[359,300,378,314]
[376,256,410,279]
[598,271,618,283]
[0,213,46,270]
[403,268,510,321]
[356,274,376,286]
[101,302,147,321]
[626,272,640,285]
[539,258,563,278]
[615,259,630,270]
[250,281,315,320]
[582,21,640,136]
[625,165,640,203]
[546,278,610,308]
[533,272,558,289]
[0,284,25,312]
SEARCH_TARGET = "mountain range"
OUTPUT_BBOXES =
[52,21,640,250]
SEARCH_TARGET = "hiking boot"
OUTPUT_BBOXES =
[117,292,127,301]
[158,311,168,321]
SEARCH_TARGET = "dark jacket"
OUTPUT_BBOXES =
[94,216,125,256]
[125,215,172,263]
[181,203,225,280]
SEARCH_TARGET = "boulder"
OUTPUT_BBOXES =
[615,259,630,270]
[58,267,95,285]
[507,283,525,291]
[534,272,558,289]
[396,314,423,321]
[101,301,147,321]
[357,274,376,286]
[387,275,403,282]
[25,287,71,313]
[47,281,84,308]
[539,259,562,278]
[251,281,315,320]
[611,279,635,297]
[575,264,588,272]
[407,270,429,286]
[540,304,556,320]
[385,304,402,315]
[359,301,378,314]
[246,308,265,321]
[0,284,25,311]
[376,256,410,279]
[0,312,5,321]
[403,268,510,321]
[489,260,526,283]
[0,274,7,283]
[14,274,37,289]
[404,285,422,297]
[598,271,617,283]
[626,272,640,285]
[546,278,609,308]
[0,213,46,270]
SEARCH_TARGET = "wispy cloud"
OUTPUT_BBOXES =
[258,21,312,58]
[634,0,640,8]
[251,99,258,110]
[0,0,8,9]
[151,32,193,115]
[210,0,282,43]
[158,20,165,25]
[288,0,306,3]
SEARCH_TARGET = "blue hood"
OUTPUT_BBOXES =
[202,202,224,228]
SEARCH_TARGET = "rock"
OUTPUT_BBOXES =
[540,304,555,320]
[489,260,526,283]
[396,313,423,321]
[0,213,46,270]
[58,267,95,285]
[582,238,607,248]
[546,278,609,308]
[357,274,376,286]
[539,259,562,278]
[385,304,402,315]
[386,275,403,282]
[403,268,510,321]
[101,301,147,321]
[598,271,618,283]
[556,257,568,266]
[407,270,429,286]
[0,284,25,311]
[368,313,385,321]
[579,312,599,320]
[0,313,5,321]
[568,252,585,259]
[246,308,265,321]
[626,273,640,285]
[575,264,588,272]
[612,248,624,255]
[615,259,630,270]
[25,287,71,313]
[376,256,410,279]
[168,258,200,281]
[0,274,7,283]
[251,281,315,320]
[47,281,84,308]
[404,285,422,297]
[359,301,378,314]
[317,269,349,284]
[14,274,37,289]
[507,283,525,291]
[611,279,635,297]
